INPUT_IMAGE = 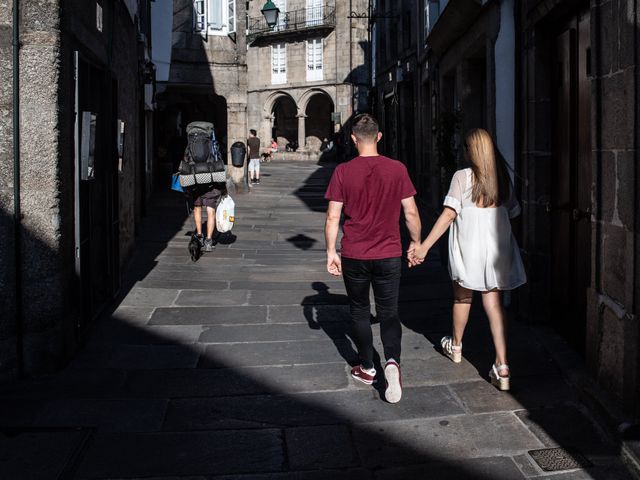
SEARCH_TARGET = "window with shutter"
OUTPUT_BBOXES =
[306,0,323,27]
[194,0,206,31]
[228,0,236,33]
[272,44,287,84]
[306,38,323,81]
[193,0,235,34]
[274,0,286,31]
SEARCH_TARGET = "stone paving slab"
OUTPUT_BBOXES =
[353,413,544,468]
[69,344,202,370]
[33,398,168,432]
[372,456,526,480]
[198,339,353,368]
[0,429,90,479]
[120,287,180,307]
[285,425,358,470]
[162,386,465,431]
[75,430,284,478]
[150,306,268,325]
[124,363,349,398]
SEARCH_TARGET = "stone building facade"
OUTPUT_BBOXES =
[154,0,248,187]
[0,0,154,378]
[246,0,369,160]
[518,0,639,416]
[376,0,639,418]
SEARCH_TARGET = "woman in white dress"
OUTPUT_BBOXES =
[409,128,526,391]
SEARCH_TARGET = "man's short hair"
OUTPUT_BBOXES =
[351,114,379,142]
[250,129,257,136]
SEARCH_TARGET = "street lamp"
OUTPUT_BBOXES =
[261,1,280,29]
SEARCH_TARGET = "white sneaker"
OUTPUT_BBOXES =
[384,359,402,404]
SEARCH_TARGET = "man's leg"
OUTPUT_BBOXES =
[206,206,215,239]
[342,258,374,369]
[193,206,203,236]
[254,159,260,183]
[371,257,402,363]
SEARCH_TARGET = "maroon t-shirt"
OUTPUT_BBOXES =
[325,155,417,260]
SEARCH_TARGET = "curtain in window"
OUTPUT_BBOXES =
[272,44,287,83]
[307,38,323,81]
[209,0,223,29]
[228,0,236,33]
[194,0,206,31]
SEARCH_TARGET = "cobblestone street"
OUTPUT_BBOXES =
[0,160,633,479]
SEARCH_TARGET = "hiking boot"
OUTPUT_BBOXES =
[384,359,402,404]
[204,238,215,252]
[351,365,376,385]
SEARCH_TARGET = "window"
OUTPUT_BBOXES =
[274,0,287,31]
[193,0,236,35]
[424,0,440,41]
[272,43,287,84]
[307,38,323,81]
[306,0,323,27]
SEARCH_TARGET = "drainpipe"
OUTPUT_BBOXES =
[12,0,24,378]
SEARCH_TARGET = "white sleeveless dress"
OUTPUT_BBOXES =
[443,168,526,291]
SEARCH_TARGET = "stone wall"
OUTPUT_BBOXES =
[587,0,638,415]
[0,0,71,377]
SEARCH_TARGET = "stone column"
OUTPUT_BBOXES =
[227,102,248,192]
[297,114,307,152]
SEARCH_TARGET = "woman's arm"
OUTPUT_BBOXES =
[410,207,457,261]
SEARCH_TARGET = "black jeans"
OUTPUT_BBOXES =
[341,256,402,370]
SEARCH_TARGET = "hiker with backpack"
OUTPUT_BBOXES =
[178,122,227,255]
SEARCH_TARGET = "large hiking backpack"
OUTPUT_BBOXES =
[179,122,226,187]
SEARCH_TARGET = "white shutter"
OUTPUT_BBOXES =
[272,44,287,84]
[227,0,236,33]
[209,0,223,30]
[194,0,206,31]
[306,38,323,81]
[274,0,286,31]
[306,0,323,26]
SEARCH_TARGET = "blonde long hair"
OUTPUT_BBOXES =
[464,128,509,207]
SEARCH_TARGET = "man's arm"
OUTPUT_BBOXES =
[325,200,343,276]
[401,196,422,245]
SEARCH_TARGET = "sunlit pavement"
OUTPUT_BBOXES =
[0,160,632,479]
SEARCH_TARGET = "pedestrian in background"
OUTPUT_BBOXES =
[247,129,261,184]
[408,128,526,391]
[324,114,422,404]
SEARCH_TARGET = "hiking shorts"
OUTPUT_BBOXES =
[249,158,261,173]
[190,184,223,209]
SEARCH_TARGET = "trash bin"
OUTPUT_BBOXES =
[230,141,246,168]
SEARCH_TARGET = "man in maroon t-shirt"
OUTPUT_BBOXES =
[324,114,422,404]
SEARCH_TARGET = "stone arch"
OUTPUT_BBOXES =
[263,91,299,149]
[297,87,333,114]
[301,89,335,152]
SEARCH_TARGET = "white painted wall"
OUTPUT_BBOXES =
[151,0,174,82]
[494,0,516,173]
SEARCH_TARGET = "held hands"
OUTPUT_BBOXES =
[407,241,428,268]
[327,251,342,276]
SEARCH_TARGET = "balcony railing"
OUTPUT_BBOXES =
[248,6,336,43]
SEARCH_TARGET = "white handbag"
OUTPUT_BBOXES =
[216,195,235,232]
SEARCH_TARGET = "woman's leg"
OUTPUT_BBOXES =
[481,290,508,373]
[452,282,473,346]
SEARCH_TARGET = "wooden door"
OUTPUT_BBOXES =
[551,13,592,352]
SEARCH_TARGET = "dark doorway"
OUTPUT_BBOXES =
[272,95,298,147]
[382,92,398,159]
[74,53,120,334]
[305,93,333,152]
[550,12,592,353]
